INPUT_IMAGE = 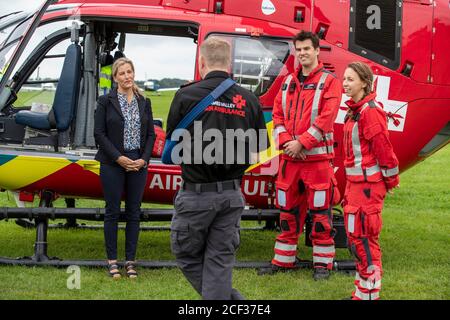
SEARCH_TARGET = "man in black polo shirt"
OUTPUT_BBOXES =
[167,37,269,300]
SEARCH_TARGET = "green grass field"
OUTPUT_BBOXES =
[15,90,174,129]
[0,145,448,300]
[4,89,450,300]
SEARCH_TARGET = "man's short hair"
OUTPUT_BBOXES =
[200,37,231,69]
[293,31,320,49]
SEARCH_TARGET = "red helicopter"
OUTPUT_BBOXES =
[0,0,448,267]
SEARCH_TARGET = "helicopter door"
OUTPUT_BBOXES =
[0,0,56,111]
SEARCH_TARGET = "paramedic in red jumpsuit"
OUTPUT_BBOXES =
[342,62,400,300]
[258,31,342,280]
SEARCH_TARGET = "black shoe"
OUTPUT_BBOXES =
[257,263,291,276]
[257,257,312,276]
[257,264,281,275]
[313,268,330,281]
[293,257,313,269]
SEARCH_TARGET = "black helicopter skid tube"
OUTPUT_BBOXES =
[2,207,279,231]
[0,257,355,271]
[45,224,267,231]
[0,207,279,222]
[0,205,355,271]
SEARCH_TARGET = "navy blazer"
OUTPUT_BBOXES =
[94,89,156,165]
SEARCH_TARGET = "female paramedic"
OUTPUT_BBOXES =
[342,61,400,300]
[94,57,155,279]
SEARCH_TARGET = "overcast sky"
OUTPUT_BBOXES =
[1,0,196,81]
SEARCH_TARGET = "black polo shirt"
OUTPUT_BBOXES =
[166,71,269,183]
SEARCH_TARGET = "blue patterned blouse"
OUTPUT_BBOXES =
[117,92,141,151]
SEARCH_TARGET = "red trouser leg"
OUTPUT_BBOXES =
[272,200,307,267]
[303,161,337,270]
[310,213,335,270]
[272,160,307,268]
[343,181,385,300]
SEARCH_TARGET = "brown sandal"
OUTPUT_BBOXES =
[108,262,121,279]
[125,261,138,279]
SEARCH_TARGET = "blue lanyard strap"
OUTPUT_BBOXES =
[175,78,235,130]
[162,78,235,164]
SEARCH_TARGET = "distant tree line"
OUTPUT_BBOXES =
[136,78,189,89]
[28,77,189,89]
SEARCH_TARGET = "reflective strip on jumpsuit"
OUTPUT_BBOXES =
[100,64,112,95]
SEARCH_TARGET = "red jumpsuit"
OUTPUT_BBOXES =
[271,62,342,271]
[343,92,400,300]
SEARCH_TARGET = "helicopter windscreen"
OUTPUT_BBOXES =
[0,14,35,82]
[0,12,29,45]
[0,1,57,111]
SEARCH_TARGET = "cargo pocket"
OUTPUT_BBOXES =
[175,193,214,214]
[224,221,241,252]
[230,193,246,209]
[232,223,241,251]
[230,193,245,252]
[170,222,192,256]
[275,181,291,209]
[363,205,383,237]
[309,183,330,210]
[343,205,364,238]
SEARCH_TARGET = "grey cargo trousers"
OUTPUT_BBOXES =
[170,185,245,300]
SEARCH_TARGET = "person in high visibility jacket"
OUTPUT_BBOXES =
[99,63,112,95]
[342,61,400,300]
[258,31,342,280]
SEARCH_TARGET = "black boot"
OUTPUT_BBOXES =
[313,267,330,281]
[257,257,313,276]
[257,263,287,276]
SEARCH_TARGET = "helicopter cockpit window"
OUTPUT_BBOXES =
[0,14,34,82]
[9,20,83,110]
[349,0,402,70]
[10,20,82,83]
[15,39,70,109]
[210,34,290,96]
[0,12,28,46]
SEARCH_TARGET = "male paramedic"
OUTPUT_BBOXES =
[258,31,342,280]
[167,37,269,299]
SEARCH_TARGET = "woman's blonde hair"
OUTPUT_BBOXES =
[112,57,142,96]
[347,61,374,97]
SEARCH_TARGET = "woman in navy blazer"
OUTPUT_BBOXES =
[94,58,155,279]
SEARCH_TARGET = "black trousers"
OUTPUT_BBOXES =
[99,150,148,261]
[171,184,245,300]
